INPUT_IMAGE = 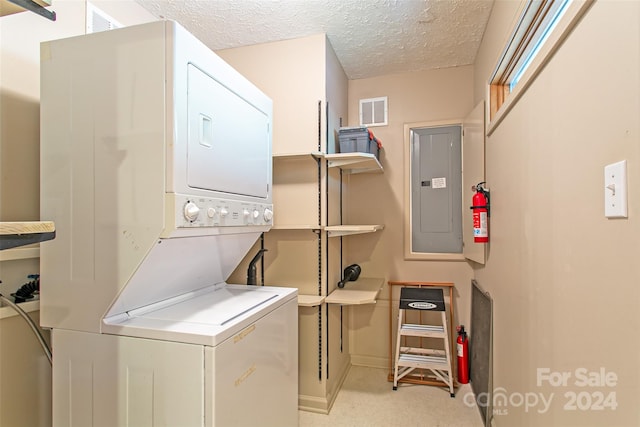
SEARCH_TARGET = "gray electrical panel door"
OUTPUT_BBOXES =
[411,125,462,253]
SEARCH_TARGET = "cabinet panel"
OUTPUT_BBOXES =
[51,330,204,427]
[410,125,462,254]
[462,102,487,264]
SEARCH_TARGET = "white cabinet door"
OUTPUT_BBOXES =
[52,330,205,427]
[205,299,298,427]
[462,102,487,264]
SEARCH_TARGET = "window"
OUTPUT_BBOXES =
[488,0,593,127]
[359,96,388,127]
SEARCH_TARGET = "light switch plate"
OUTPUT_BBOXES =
[604,160,627,218]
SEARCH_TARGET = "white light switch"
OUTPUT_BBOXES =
[604,160,627,218]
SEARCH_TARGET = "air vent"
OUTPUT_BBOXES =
[86,2,121,34]
[359,96,388,127]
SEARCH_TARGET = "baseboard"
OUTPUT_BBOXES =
[298,358,351,414]
[325,357,350,410]
[298,394,330,414]
[350,354,389,370]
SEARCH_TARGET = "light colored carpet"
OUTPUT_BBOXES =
[299,366,484,427]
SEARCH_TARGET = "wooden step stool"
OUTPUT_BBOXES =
[392,287,455,397]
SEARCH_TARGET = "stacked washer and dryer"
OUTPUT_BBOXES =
[39,21,298,427]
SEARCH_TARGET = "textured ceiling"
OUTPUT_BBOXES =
[134,0,494,80]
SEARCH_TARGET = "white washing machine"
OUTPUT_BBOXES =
[40,21,298,427]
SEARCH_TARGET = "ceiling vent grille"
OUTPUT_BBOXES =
[359,96,388,127]
[86,2,121,34]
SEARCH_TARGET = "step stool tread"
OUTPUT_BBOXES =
[400,323,445,337]
[398,353,449,368]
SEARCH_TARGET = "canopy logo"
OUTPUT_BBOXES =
[463,367,619,416]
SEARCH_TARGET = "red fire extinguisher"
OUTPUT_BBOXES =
[471,182,489,243]
[457,325,469,384]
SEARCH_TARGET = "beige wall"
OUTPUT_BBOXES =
[473,1,640,425]
[0,2,156,426]
[217,34,327,154]
[346,66,476,367]
[0,310,50,427]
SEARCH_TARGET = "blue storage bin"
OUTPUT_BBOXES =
[338,127,380,159]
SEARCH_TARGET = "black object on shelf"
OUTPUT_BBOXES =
[337,264,361,288]
[11,274,40,304]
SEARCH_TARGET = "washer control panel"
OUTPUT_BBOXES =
[175,194,273,228]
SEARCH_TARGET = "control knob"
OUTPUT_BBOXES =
[263,208,273,222]
[184,202,200,222]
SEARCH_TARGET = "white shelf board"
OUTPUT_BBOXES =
[273,152,323,161]
[0,221,54,235]
[270,225,322,231]
[0,300,39,320]
[0,247,40,262]
[325,153,383,174]
[1,221,56,250]
[326,224,384,237]
[0,0,51,17]
[325,277,384,305]
[298,295,325,307]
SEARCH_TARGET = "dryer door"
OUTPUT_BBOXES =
[186,63,270,199]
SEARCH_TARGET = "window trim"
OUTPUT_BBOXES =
[487,0,593,136]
